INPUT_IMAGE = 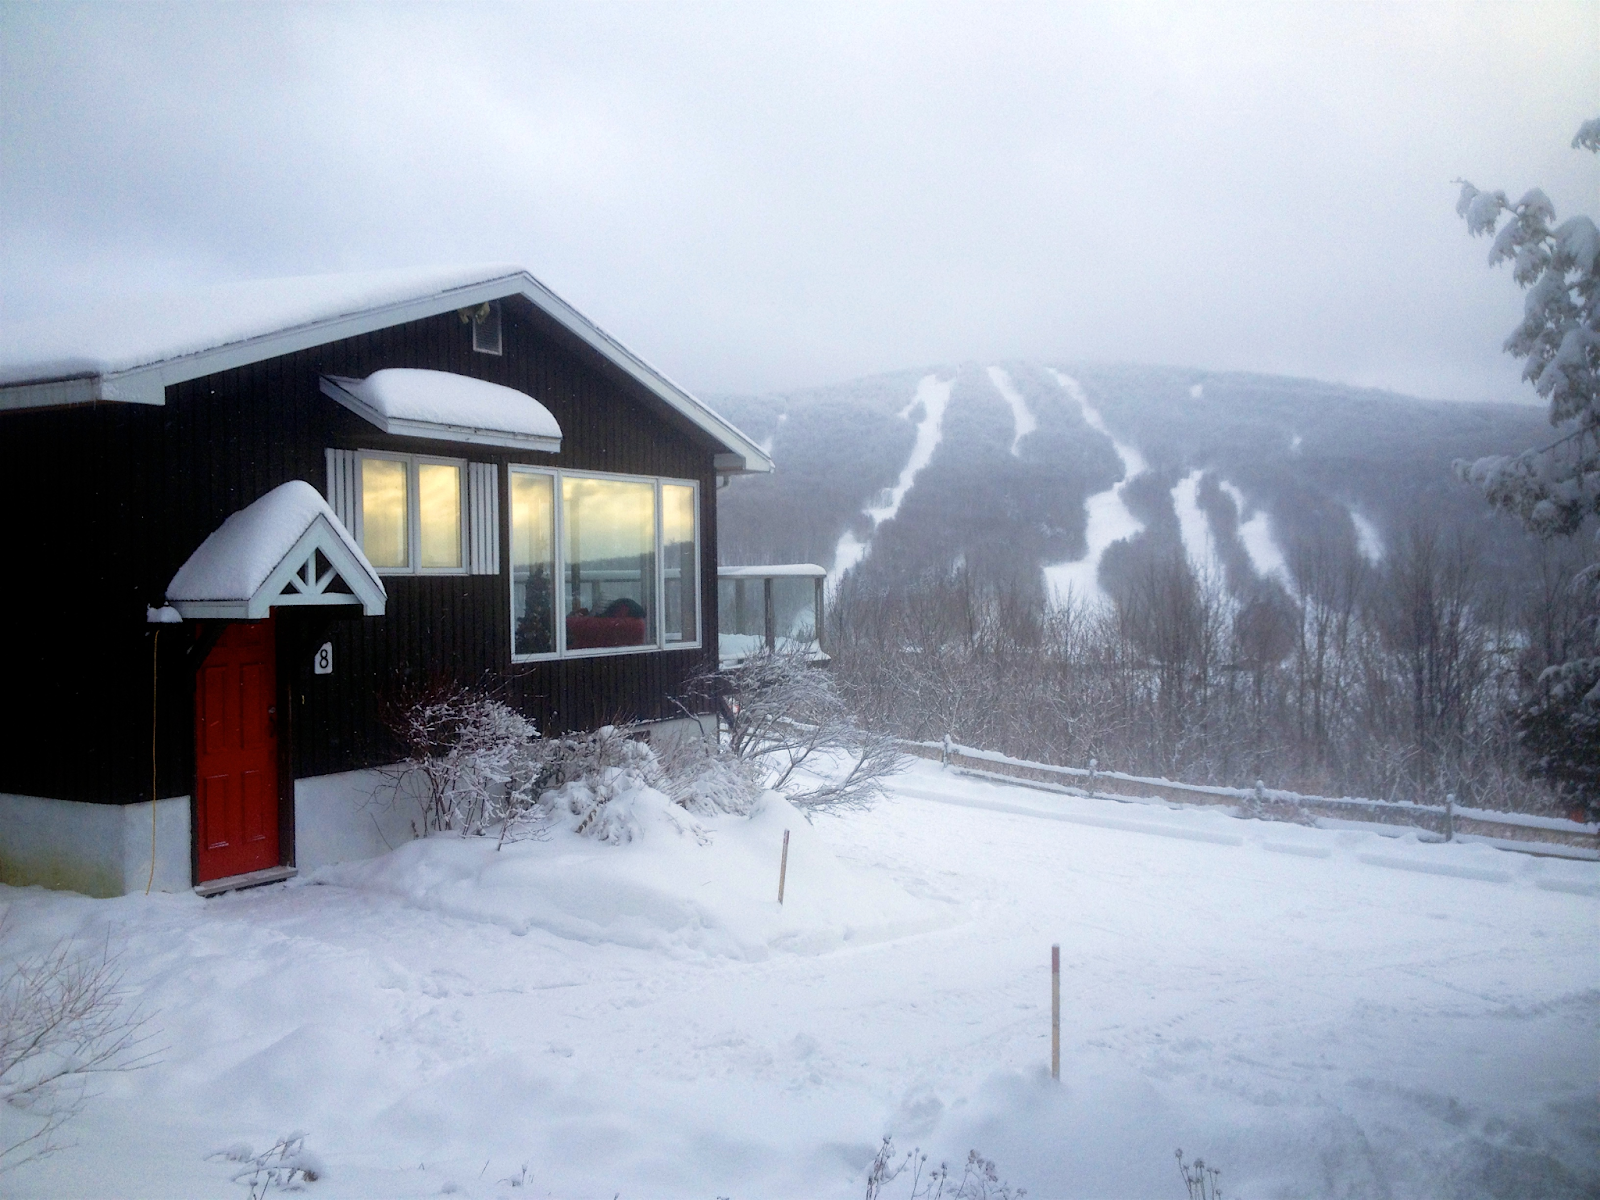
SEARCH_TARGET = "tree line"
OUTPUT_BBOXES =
[826,527,1593,818]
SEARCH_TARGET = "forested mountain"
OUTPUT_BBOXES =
[715,362,1552,610]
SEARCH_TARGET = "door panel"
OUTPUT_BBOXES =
[195,619,279,882]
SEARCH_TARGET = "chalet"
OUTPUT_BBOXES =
[0,266,772,897]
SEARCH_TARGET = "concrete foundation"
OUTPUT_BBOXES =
[0,792,190,898]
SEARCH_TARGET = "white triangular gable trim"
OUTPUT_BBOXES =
[169,513,386,621]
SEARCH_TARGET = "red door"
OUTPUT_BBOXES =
[195,619,280,882]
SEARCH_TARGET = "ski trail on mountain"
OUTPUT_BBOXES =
[1043,369,1147,609]
[985,366,1036,456]
[1172,470,1218,575]
[758,412,788,456]
[829,373,953,584]
[1350,508,1385,562]
[1219,481,1291,587]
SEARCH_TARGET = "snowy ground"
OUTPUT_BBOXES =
[4,760,1597,1199]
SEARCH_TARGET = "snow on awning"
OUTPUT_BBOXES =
[320,368,561,453]
[166,481,386,620]
[717,564,828,578]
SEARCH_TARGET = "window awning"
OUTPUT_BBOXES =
[166,481,386,620]
[320,368,561,452]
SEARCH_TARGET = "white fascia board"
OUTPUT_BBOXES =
[318,376,561,453]
[168,599,251,620]
[0,376,113,411]
[0,269,774,471]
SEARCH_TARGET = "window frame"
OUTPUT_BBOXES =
[355,451,470,577]
[508,465,702,662]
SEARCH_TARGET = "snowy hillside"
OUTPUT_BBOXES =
[4,766,1595,1199]
[714,364,1550,607]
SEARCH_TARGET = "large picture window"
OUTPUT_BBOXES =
[510,467,700,659]
[359,453,466,574]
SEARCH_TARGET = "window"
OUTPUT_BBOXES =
[358,453,466,574]
[510,467,700,659]
[511,471,556,655]
[662,483,698,645]
[564,475,655,649]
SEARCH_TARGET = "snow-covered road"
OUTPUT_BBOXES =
[4,761,1596,1199]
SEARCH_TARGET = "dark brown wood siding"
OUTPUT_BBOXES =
[0,299,723,805]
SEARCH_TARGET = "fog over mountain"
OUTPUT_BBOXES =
[715,363,1553,608]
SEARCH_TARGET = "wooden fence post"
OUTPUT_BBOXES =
[1051,943,1061,1081]
[778,829,790,904]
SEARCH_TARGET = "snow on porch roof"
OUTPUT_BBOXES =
[166,480,386,621]
[717,564,828,578]
[321,369,561,453]
[0,264,771,473]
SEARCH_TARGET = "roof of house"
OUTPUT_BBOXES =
[0,264,772,473]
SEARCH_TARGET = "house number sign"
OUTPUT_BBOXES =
[313,642,333,675]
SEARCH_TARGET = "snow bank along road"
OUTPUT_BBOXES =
[3,760,1596,1199]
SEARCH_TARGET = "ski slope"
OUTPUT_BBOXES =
[1043,369,1147,609]
[3,762,1595,1199]
[829,373,952,584]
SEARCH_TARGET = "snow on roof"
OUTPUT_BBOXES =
[717,564,828,578]
[0,265,515,388]
[0,264,771,472]
[167,480,382,610]
[321,369,561,452]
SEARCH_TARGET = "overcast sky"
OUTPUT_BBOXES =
[1,2,1595,402]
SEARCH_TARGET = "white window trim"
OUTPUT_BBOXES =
[508,466,702,662]
[356,451,471,576]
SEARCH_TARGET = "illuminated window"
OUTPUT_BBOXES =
[358,454,465,574]
[662,483,698,645]
[511,471,556,656]
[360,457,409,569]
[509,468,700,659]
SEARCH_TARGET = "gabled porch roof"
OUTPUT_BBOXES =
[166,481,386,620]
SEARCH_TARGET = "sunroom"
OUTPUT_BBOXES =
[717,564,828,666]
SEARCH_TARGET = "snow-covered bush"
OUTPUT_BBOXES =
[382,683,547,840]
[533,723,766,841]
[386,686,767,844]
[535,725,671,844]
[651,726,768,817]
[687,648,903,813]
[1,931,156,1171]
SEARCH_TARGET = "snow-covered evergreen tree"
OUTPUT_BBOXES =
[1454,118,1599,815]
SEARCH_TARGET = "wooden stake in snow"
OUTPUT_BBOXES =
[778,829,790,904]
[1051,943,1061,1081]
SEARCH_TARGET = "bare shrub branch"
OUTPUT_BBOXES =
[1,927,159,1171]
[685,648,905,813]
